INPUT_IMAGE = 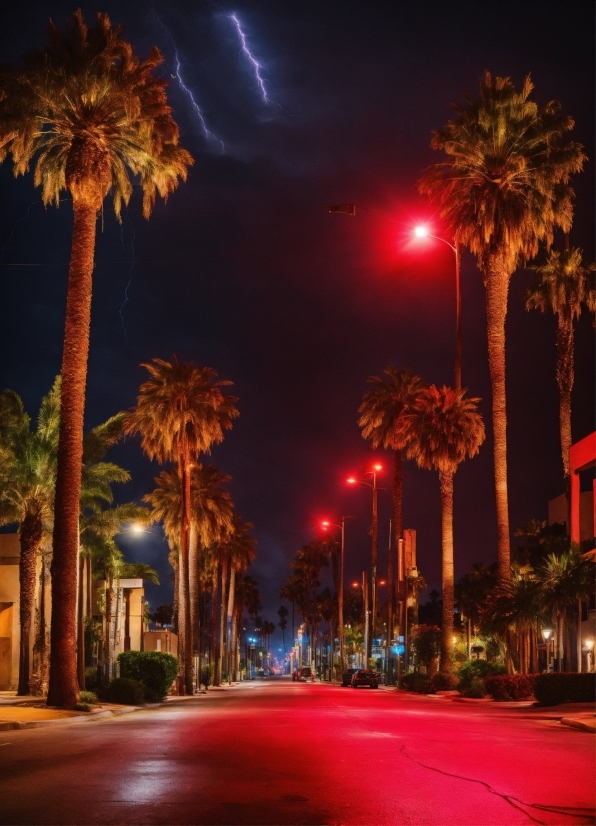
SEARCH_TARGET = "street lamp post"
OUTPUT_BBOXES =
[413,226,462,391]
[348,465,382,663]
[322,516,351,678]
[541,628,553,672]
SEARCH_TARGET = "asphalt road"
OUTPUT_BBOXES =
[0,679,593,825]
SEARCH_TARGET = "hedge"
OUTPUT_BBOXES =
[117,651,178,701]
[533,673,596,706]
[108,677,146,705]
[484,674,536,701]
[457,660,505,691]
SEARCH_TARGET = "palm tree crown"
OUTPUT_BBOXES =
[526,247,595,477]
[0,10,192,217]
[358,367,425,451]
[419,72,584,274]
[408,386,485,474]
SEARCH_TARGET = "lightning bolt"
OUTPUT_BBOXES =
[173,52,225,152]
[148,11,225,152]
[228,13,269,103]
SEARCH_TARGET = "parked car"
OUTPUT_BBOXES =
[341,668,359,687]
[296,666,312,682]
[351,669,379,688]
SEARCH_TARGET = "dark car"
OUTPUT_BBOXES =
[351,669,379,689]
[341,667,359,687]
[298,666,312,682]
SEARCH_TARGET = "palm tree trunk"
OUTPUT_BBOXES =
[47,200,97,708]
[438,470,455,672]
[179,458,193,695]
[556,315,574,479]
[484,258,511,581]
[226,566,236,684]
[18,511,43,695]
[189,521,199,655]
[77,552,86,690]
[32,551,49,695]
[576,600,582,673]
[217,556,228,685]
[209,566,219,684]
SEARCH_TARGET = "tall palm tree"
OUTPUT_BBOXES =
[0,381,60,694]
[419,73,585,582]
[280,577,302,647]
[526,247,595,479]
[359,368,425,650]
[0,12,193,708]
[222,519,256,684]
[407,386,485,671]
[125,357,238,694]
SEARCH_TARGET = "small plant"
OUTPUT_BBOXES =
[457,659,505,691]
[73,702,92,712]
[430,671,459,691]
[108,677,146,705]
[462,678,487,698]
[79,690,99,705]
[401,672,432,693]
[200,664,213,690]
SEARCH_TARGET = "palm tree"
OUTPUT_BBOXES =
[0,381,60,694]
[407,386,485,671]
[358,368,425,650]
[0,12,193,708]
[526,247,595,479]
[419,72,585,582]
[538,549,593,672]
[223,520,256,684]
[485,571,544,673]
[278,605,289,653]
[125,357,238,694]
[280,577,302,646]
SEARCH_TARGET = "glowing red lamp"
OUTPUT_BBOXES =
[347,477,356,484]
[414,225,429,238]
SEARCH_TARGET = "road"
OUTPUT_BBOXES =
[0,679,593,825]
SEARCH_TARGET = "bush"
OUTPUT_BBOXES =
[84,667,98,691]
[430,671,459,691]
[401,672,432,693]
[410,625,441,667]
[457,659,505,691]
[73,702,92,712]
[108,677,146,705]
[462,678,488,698]
[200,664,213,689]
[79,690,99,705]
[484,674,536,701]
[117,651,178,701]
[534,673,596,706]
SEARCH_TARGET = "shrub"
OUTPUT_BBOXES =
[430,671,459,691]
[73,702,92,712]
[79,690,99,705]
[401,672,432,693]
[117,651,178,701]
[200,664,213,689]
[84,667,98,691]
[462,678,487,698]
[108,677,146,705]
[484,674,536,701]
[534,673,596,706]
[457,659,505,691]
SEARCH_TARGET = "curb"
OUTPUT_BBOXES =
[560,717,596,733]
[0,705,141,730]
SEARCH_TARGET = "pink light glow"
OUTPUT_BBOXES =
[414,225,429,238]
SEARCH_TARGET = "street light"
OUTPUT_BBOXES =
[321,516,351,678]
[542,628,553,672]
[413,225,462,391]
[347,465,382,662]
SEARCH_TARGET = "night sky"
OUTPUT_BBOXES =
[0,1,594,642]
